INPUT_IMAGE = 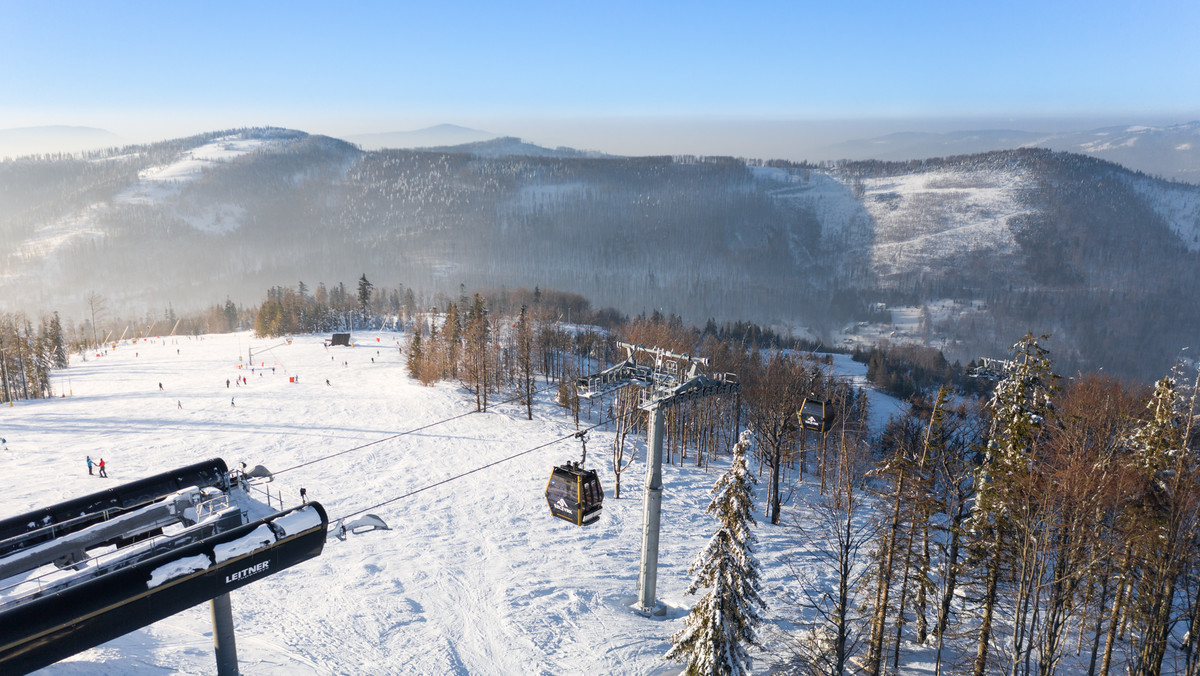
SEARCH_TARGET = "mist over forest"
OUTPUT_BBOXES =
[3,127,1199,381]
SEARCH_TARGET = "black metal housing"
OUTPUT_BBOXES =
[0,458,229,559]
[0,502,328,675]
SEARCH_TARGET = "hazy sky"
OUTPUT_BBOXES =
[2,0,1198,156]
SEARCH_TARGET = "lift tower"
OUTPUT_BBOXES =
[577,342,739,613]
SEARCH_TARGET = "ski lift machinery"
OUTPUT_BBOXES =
[572,342,740,613]
[545,431,604,526]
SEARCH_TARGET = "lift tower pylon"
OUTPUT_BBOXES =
[577,342,739,613]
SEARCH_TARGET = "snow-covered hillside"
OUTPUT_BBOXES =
[1123,173,1200,251]
[752,162,1033,285]
[849,168,1030,280]
[8,134,295,270]
[5,132,1198,380]
[118,136,269,204]
[0,331,904,675]
[114,134,290,235]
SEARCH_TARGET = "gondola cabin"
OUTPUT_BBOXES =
[798,398,837,433]
[545,463,604,526]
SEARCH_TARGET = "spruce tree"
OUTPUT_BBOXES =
[515,305,535,420]
[1123,373,1196,675]
[406,332,423,380]
[356,274,373,317]
[666,431,766,676]
[49,312,68,368]
[965,332,1057,676]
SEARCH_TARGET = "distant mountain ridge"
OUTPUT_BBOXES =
[0,125,123,159]
[2,127,1198,381]
[820,121,1200,183]
[417,137,612,159]
[346,124,499,150]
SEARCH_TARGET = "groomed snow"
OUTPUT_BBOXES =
[4,330,902,674]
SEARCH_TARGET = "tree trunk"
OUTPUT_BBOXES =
[768,446,783,525]
[974,532,1002,676]
[1136,563,1179,676]
[892,524,915,672]
[1086,570,1112,676]
[1186,576,1200,676]
[915,524,931,645]
[936,505,966,638]
[1009,518,1038,676]
[1099,543,1132,676]
[866,471,906,676]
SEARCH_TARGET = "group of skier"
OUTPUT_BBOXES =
[86,455,108,478]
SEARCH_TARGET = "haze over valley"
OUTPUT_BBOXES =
[3,126,1199,381]
[6,2,1200,674]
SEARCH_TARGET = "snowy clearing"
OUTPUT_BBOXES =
[2,331,906,675]
[117,136,269,207]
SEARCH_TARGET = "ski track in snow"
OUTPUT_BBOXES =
[4,331,918,675]
[1,332,745,674]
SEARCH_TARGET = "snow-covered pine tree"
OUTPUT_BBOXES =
[965,332,1058,676]
[49,312,68,369]
[515,305,535,420]
[666,430,767,676]
[405,331,423,380]
[1121,370,1199,675]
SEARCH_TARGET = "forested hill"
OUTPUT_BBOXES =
[2,127,1199,381]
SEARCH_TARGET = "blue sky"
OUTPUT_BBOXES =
[2,0,1198,155]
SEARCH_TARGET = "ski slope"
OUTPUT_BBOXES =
[2,330,898,675]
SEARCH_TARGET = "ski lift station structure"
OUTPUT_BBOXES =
[0,458,329,675]
[576,341,739,613]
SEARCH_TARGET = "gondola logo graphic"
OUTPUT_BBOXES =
[554,497,571,514]
[803,415,818,427]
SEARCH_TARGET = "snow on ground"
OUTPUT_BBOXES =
[752,167,874,254]
[8,136,273,272]
[752,164,1032,281]
[5,203,108,270]
[853,169,1029,279]
[825,352,907,431]
[1124,173,1200,252]
[2,331,914,675]
[117,136,268,207]
[110,135,272,235]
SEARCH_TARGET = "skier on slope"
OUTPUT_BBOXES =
[86,455,93,475]
[97,458,107,478]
